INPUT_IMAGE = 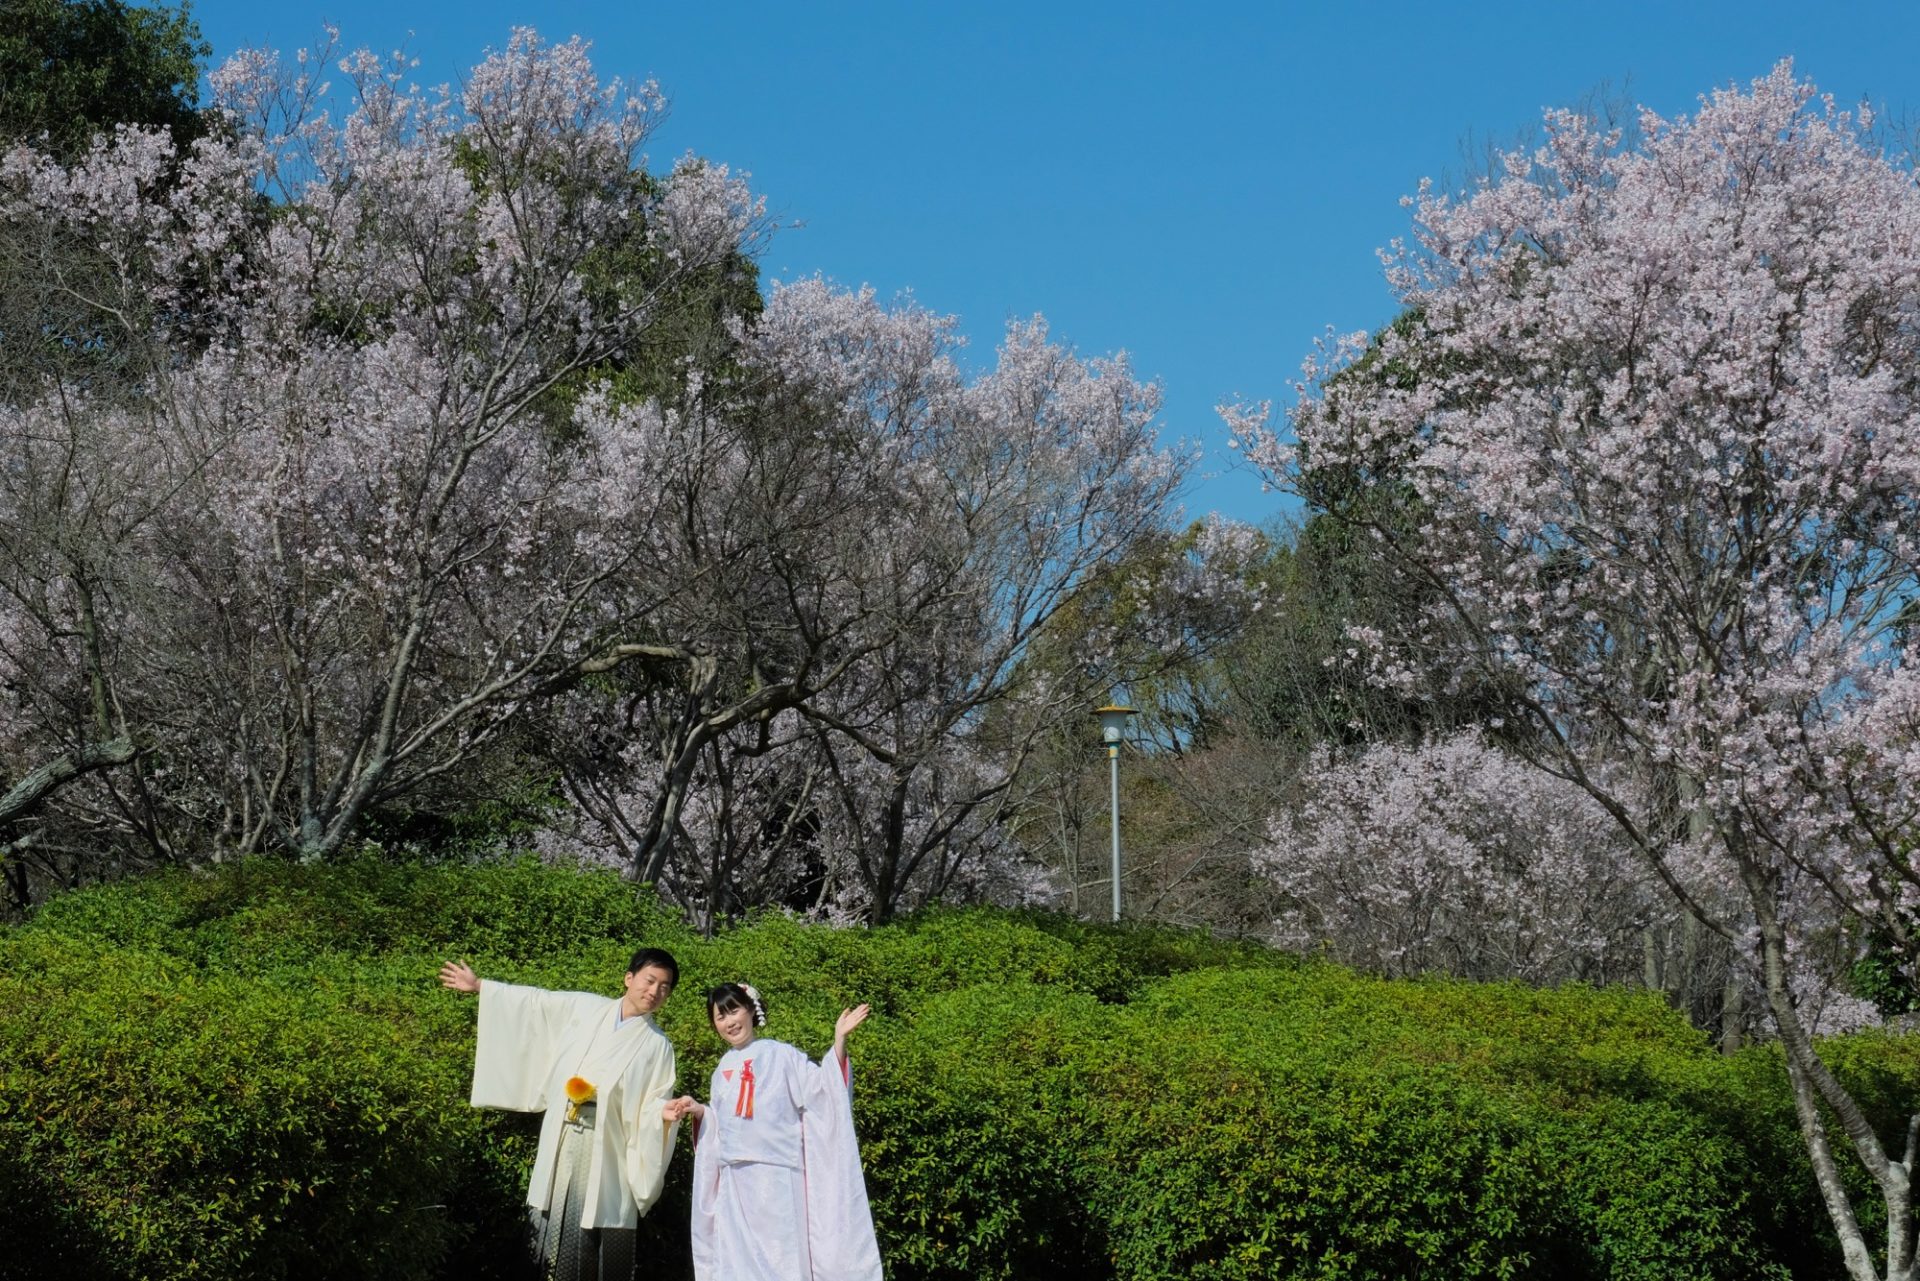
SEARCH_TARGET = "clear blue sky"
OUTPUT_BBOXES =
[183,0,1920,527]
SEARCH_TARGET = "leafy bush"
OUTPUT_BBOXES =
[0,933,520,1280]
[24,856,694,971]
[860,984,1116,1279]
[4,857,1915,1279]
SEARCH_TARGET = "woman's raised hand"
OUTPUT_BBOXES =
[831,1002,872,1065]
[834,1003,872,1040]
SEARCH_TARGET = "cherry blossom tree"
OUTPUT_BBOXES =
[540,281,1196,923]
[542,705,830,932]
[0,25,1198,931]
[777,296,1192,922]
[0,95,268,902]
[1259,733,1669,983]
[0,29,766,896]
[1233,64,1920,1279]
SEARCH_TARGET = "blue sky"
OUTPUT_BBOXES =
[183,0,1920,527]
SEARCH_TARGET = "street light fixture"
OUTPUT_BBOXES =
[1093,702,1139,922]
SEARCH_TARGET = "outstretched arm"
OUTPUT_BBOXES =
[830,1003,871,1067]
[439,960,480,994]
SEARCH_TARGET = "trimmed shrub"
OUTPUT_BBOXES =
[859,984,1116,1279]
[3,858,1912,1279]
[23,856,696,971]
[1083,969,1812,1280]
[0,933,518,1280]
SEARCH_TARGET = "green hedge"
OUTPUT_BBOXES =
[0,934,518,1279]
[1,857,1912,1279]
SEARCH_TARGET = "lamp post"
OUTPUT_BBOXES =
[1094,703,1138,922]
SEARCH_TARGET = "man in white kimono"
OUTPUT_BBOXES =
[440,948,683,1281]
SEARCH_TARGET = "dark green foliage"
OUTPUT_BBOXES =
[2,859,1914,1278]
[23,855,696,970]
[0,933,511,1279]
[859,985,1114,1279]
[1849,927,1920,1018]
[0,0,209,156]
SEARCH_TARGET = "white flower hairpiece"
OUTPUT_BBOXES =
[738,982,766,1026]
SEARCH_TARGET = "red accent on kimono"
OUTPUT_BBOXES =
[734,1059,755,1119]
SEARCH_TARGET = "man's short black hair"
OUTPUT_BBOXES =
[627,947,679,986]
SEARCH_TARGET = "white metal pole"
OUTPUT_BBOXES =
[1109,743,1122,922]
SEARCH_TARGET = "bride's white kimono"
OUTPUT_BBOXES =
[690,1038,883,1280]
[468,980,681,1229]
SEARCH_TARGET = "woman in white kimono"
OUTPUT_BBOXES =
[665,983,884,1281]
[439,948,682,1281]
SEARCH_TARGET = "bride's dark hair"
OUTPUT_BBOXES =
[707,982,766,1028]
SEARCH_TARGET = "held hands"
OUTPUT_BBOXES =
[439,960,480,994]
[663,1095,705,1123]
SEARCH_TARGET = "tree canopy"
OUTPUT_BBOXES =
[0,0,208,155]
[0,31,1194,927]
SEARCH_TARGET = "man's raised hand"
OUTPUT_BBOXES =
[439,960,480,994]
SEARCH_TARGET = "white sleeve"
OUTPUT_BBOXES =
[689,1091,721,1278]
[619,1030,681,1213]
[800,1053,884,1281]
[469,980,603,1111]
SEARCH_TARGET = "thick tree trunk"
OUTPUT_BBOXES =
[1719,979,1744,1056]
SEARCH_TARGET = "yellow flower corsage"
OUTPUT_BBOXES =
[564,1076,596,1123]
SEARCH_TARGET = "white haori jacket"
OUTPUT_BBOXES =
[469,979,680,1229]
